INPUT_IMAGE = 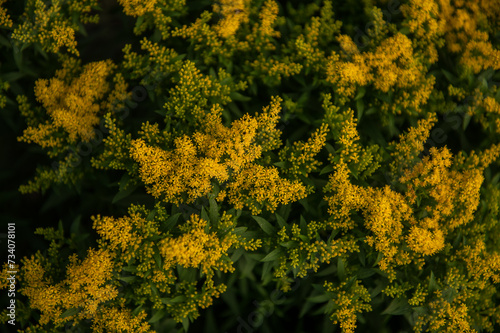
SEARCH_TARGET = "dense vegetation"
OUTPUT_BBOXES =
[1,0,500,332]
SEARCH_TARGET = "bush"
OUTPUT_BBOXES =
[1,0,500,332]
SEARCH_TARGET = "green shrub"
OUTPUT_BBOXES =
[1,0,500,332]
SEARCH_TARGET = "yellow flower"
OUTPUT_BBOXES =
[227,163,308,214]
[437,0,500,73]
[118,0,157,17]
[19,59,117,146]
[19,249,118,327]
[11,0,99,55]
[213,0,251,38]
[258,0,280,37]
[407,226,445,256]
[389,114,437,177]
[159,214,236,274]
[0,0,13,27]
[93,307,154,333]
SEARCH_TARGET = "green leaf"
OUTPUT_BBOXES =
[398,26,411,35]
[13,45,23,70]
[319,164,334,175]
[300,215,307,233]
[122,266,137,273]
[372,252,383,267]
[162,213,182,231]
[428,271,437,293]
[231,248,244,262]
[209,197,219,224]
[358,248,366,267]
[275,213,287,228]
[182,317,190,331]
[261,261,273,281]
[153,252,162,269]
[154,109,167,117]
[325,142,336,155]
[279,240,298,248]
[135,15,145,31]
[161,295,187,305]
[317,264,337,277]
[148,309,166,323]
[299,299,316,318]
[70,215,81,235]
[230,91,251,102]
[146,209,156,221]
[119,276,137,283]
[112,184,138,204]
[355,87,366,100]
[356,99,364,121]
[132,304,144,316]
[1,72,25,82]
[201,206,209,222]
[441,69,458,85]
[260,248,283,262]
[462,113,471,130]
[381,297,411,316]
[357,268,376,279]
[491,172,500,185]
[252,216,276,235]
[60,307,80,319]
[232,227,248,235]
[273,161,287,168]
[337,257,346,281]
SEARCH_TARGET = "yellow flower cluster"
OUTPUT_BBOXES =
[18,153,83,194]
[258,0,281,38]
[401,0,445,64]
[213,0,251,38]
[323,95,381,178]
[118,0,157,17]
[250,55,303,84]
[413,261,500,332]
[414,267,477,333]
[324,280,372,333]
[406,226,445,256]
[129,106,260,204]
[290,0,341,72]
[459,240,500,289]
[91,113,133,171]
[401,146,484,231]
[279,123,329,177]
[408,283,428,306]
[327,33,433,114]
[255,95,282,152]
[93,212,146,261]
[159,214,236,275]
[227,163,307,214]
[437,0,500,73]
[19,59,116,146]
[325,111,499,282]
[171,11,224,64]
[20,248,118,327]
[131,100,307,213]
[275,222,358,279]
[163,61,234,122]
[0,0,12,27]
[327,163,409,281]
[389,114,437,175]
[466,89,500,134]
[11,0,99,55]
[93,307,153,333]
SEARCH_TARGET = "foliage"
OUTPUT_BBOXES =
[1,0,500,332]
